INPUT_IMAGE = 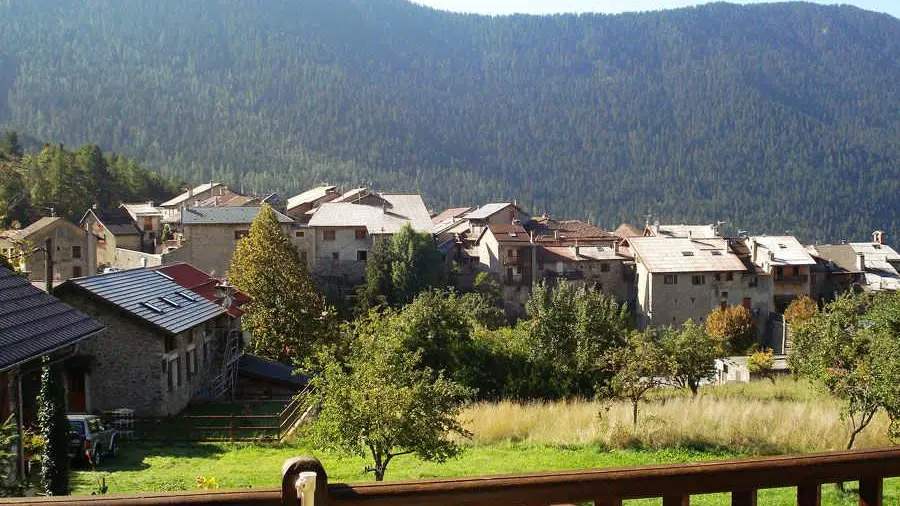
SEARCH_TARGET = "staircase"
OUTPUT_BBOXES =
[198,328,243,401]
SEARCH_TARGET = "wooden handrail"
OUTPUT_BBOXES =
[5,447,899,505]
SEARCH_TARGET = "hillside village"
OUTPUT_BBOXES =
[0,180,898,491]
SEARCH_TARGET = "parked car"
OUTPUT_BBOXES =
[67,414,119,466]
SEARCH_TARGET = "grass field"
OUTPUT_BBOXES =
[70,379,899,504]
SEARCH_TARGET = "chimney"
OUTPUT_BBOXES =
[873,230,884,245]
[573,240,581,258]
[614,241,620,255]
[688,230,693,240]
[652,220,660,236]
[751,239,759,263]
[554,230,559,241]
[856,252,866,272]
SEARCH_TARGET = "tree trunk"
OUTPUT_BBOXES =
[632,400,639,426]
[374,467,385,482]
[689,381,699,397]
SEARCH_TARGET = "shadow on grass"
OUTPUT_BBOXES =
[72,441,228,472]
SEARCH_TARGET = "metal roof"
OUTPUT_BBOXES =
[61,268,225,335]
[181,206,293,225]
[749,236,816,266]
[238,354,308,388]
[286,186,338,211]
[332,187,370,203]
[0,267,105,372]
[81,208,141,236]
[465,203,515,221]
[628,237,746,273]
[432,207,474,224]
[121,203,164,218]
[160,182,225,207]
[308,195,432,234]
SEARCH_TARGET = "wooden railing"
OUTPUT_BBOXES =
[7,447,899,505]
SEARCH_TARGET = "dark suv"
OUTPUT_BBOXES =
[67,414,119,466]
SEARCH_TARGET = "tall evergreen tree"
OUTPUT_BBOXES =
[228,205,332,364]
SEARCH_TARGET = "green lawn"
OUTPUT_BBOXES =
[71,441,899,505]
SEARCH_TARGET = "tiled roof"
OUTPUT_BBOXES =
[540,245,630,262]
[154,263,249,318]
[11,217,65,238]
[614,223,643,238]
[465,203,515,220]
[59,268,225,335]
[287,186,338,211]
[82,208,141,236]
[628,237,746,273]
[487,224,531,243]
[332,187,369,203]
[0,267,104,372]
[749,236,816,266]
[807,244,862,273]
[181,206,293,225]
[160,182,225,207]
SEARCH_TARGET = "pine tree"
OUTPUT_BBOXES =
[228,205,331,364]
[38,356,69,496]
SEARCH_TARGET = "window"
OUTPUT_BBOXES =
[357,250,368,262]
[72,266,82,278]
[167,355,181,392]
[72,245,82,259]
[186,346,197,380]
[692,275,706,285]
[234,230,249,240]
[714,273,721,281]
[295,230,305,238]
[727,272,734,281]
[355,229,367,240]
[323,230,336,241]
[143,216,154,231]
[331,252,339,265]
[664,274,678,285]
[600,263,610,273]
[164,335,177,353]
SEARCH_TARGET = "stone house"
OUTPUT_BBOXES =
[0,217,94,282]
[55,268,230,417]
[474,224,535,315]
[307,194,432,285]
[536,244,634,303]
[159,182,227,223]
[808,232,900,294]
[0,266,105,477]
[464,202,530,239]
[81,207,142,270]
[121,202,164,253]
[629,236,762,330]
[178,206,294,276]
[746,236,816,312]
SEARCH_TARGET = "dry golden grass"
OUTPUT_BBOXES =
[459,379,893,454]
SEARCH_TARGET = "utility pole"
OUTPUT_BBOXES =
[45,236,53,293]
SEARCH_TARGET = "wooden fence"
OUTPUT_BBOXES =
[6,446,900,505]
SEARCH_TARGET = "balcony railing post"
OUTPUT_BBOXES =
[282,456,328,506]
[797,483,821,506]
[731,489,757,506]
[859,478,883,506]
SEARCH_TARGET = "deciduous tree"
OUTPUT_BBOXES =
[601,330,670,426]
[360,224,446,310]
[228,204,332,364]
[706,305,757,355]
[308,311,471,481]
[783,295,817,325]
[661,319,726,396]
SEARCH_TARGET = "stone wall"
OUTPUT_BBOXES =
[113,248,163,269]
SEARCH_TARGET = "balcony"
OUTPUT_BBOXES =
[502,255,523,266]
[775,274,809,283]
[17,447,898,506]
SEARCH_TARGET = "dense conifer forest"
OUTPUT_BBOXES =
[0,0,897,242]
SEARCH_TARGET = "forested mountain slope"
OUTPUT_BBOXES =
[1,0,898,242]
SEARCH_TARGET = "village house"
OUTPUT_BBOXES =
[1,217,94,283]
[745,236,816,312]
[473,224,535,314]
[158,182,228,223]
[629,236,757,329]
[81,207,143,270]
[306,194,432,285]
[0,266,105,477]
[121,202,164,253]
[643,222,721,239]
[55,268,233,416]
[285,185,341,222]
[536,243,634,303]
[177,206,294,276]
[808,231,900,294]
